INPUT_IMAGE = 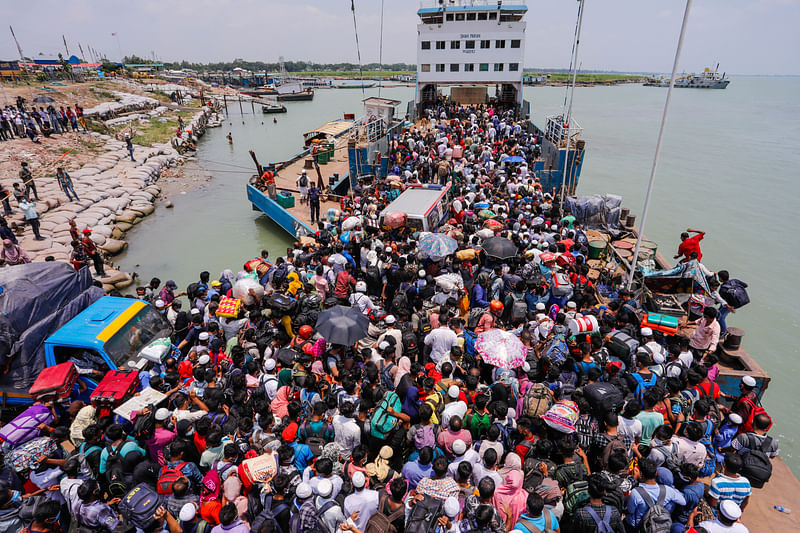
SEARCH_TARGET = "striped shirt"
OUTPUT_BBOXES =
[709,473,751,506]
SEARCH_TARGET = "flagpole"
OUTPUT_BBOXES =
[626,0,692,291]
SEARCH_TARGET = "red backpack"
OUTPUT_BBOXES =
[157,462,187,495]
[740,397,772,434]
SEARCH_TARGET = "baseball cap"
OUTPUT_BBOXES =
[295,483,312,499]
[179,503,197,522]
[719,500,742,521]
[641,327,653,337]
[211,280,222,288]
[264,359,276,371]
[448,385,460,399]
[452,439,467,456]
[166,280,177,289]
[742,376,756,387]
[155,408,171,421]
[352,472,366,489]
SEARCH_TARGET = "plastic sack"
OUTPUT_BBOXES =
[140,338,172,363]
[233,278,265,305]
[342,216,361,231]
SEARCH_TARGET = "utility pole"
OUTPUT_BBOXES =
[9,26,34,100]
[62,35,70,57]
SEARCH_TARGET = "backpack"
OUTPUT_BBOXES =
[741,435,773,488]
[400,322,419,356]
[719,279,749,309]
[740,397,772,434]
[406,494,443,533]
[601,434,628,471]
[635,486,672,533]
[118,484,164,531]
[632,372,658,407]
[424,390,446,426]
[391,291,410,316]
[543,336,569,366]
[465,411,491,441]
[290,499,337,533]
[522,383,553,418]
[467,307,486,330]
[271,263,289,289]
[379,360,396,391]
[300,420,332,456]
[664,361,687,383]
[156,461,187,494]
[652,441,683,472]
[299,174,308,187]
[200,466,222,504]
[133,405,156,441]
[365,493,406,533]
[510,293,528,322]
[462,329,478,358]
[551,272,573,297]
[186,282,201,301]
[554,461,586,489]
[76,442,101,480]
[412,424,437,450]
[518,513,555,533]
[586,505,614,533]
[105,443,128,497]
[584,382,624,417]
[370,391,401,439]
[250,495,288,533]
[564,480,591,515]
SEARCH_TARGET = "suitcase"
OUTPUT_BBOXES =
[642,313,679,336]
[90,370,139,408]
[216,296,242,318]
[29,362,78,401]
[607,331,639,364]
[0,404,54,447]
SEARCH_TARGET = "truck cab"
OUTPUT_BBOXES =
[379,183,452,233]
[41,297,173,398]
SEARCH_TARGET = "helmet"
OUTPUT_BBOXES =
[298,325,313,339]
[490,300,504,312]
[355,281,367,293]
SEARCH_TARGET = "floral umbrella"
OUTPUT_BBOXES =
[475,329,526,369]
[418,232,458,261]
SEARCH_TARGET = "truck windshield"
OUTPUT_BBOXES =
[104,307,172,367]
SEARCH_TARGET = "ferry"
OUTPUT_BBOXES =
[244,5,797,528]
[645,64,730,89]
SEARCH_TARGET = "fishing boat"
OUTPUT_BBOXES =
[644,64,730,89]
[261,103,287,114]
[276,83,314,101]
[239,85,278,96]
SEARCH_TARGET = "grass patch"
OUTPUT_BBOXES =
[528,72,644,83]
[293,70,414,78]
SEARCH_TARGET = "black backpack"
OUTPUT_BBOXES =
[400,322,419,355]
[133,405,156,441]
[105,443,128,497]
[741,435,773,488]
[406,494,443,533]
[271,263,289,289]
[250,495,288,533]
[186,282,201,301]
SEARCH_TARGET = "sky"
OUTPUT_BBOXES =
[2,0,798,75]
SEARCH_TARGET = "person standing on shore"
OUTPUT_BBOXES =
[0,184,12,216]
[56,167,79,202]
[20,162,39,201]
[296,170,309,205]
[81,229,105,277]
[125,133,135,161]
[18,198,45,241]
[308,181,321,223]
[75,104,86,132]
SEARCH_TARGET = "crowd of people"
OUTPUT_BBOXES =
[0,101,770,533]
[0,96,87,143]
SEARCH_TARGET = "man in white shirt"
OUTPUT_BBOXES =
[441,385,468,428]
[332,401,361,459]
[424,321,458,365]
[699,500,749,533]
[639,328,666,364]
[343,472,379,531]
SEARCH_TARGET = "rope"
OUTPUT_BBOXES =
[199,159,255,170]
[378,0,385,97]
[350,0,365,97]
[562,0,583,114]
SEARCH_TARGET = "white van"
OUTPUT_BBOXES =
[379,183,451,232]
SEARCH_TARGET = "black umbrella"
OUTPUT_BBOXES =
[480,236,518,260]
[315,305,370,346]
[33,96,55,103]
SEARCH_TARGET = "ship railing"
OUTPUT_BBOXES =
[349,116,390,144]
[544,115,583,149]
[419,0,525,7]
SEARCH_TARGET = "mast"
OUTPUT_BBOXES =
[626,0,693,290]
[560,0,586,205]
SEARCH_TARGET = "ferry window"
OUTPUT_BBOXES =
[421,64,431,72]
[489,12,497,20]
[455,13,465,21]
[436,64,445,72]
[511,39,521,48]
[451,40,460,49]
[446,14,454,21]
[467,13,476,20]
[421,41,431,50]
[480,40,490,49]
[436,41,446,50]
[509,63,519,72]
[465,64,475,72]
[465,40,475,49]
[478,12,488,20]
[450,64,460,72]
[479,63,489,72]
[496,40,506,48]
[494,63,504,72]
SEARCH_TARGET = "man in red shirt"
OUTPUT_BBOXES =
[81,229,105,276]
[674,228,705,263]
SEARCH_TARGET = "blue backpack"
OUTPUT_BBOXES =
[632,372,658,407]
[543,336,569,366]
[370,391,401,439]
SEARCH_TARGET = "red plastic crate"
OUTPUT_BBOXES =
[90,370,139,407]
[29,362,78,401]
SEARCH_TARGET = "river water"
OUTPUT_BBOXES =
[116,77,800,474]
